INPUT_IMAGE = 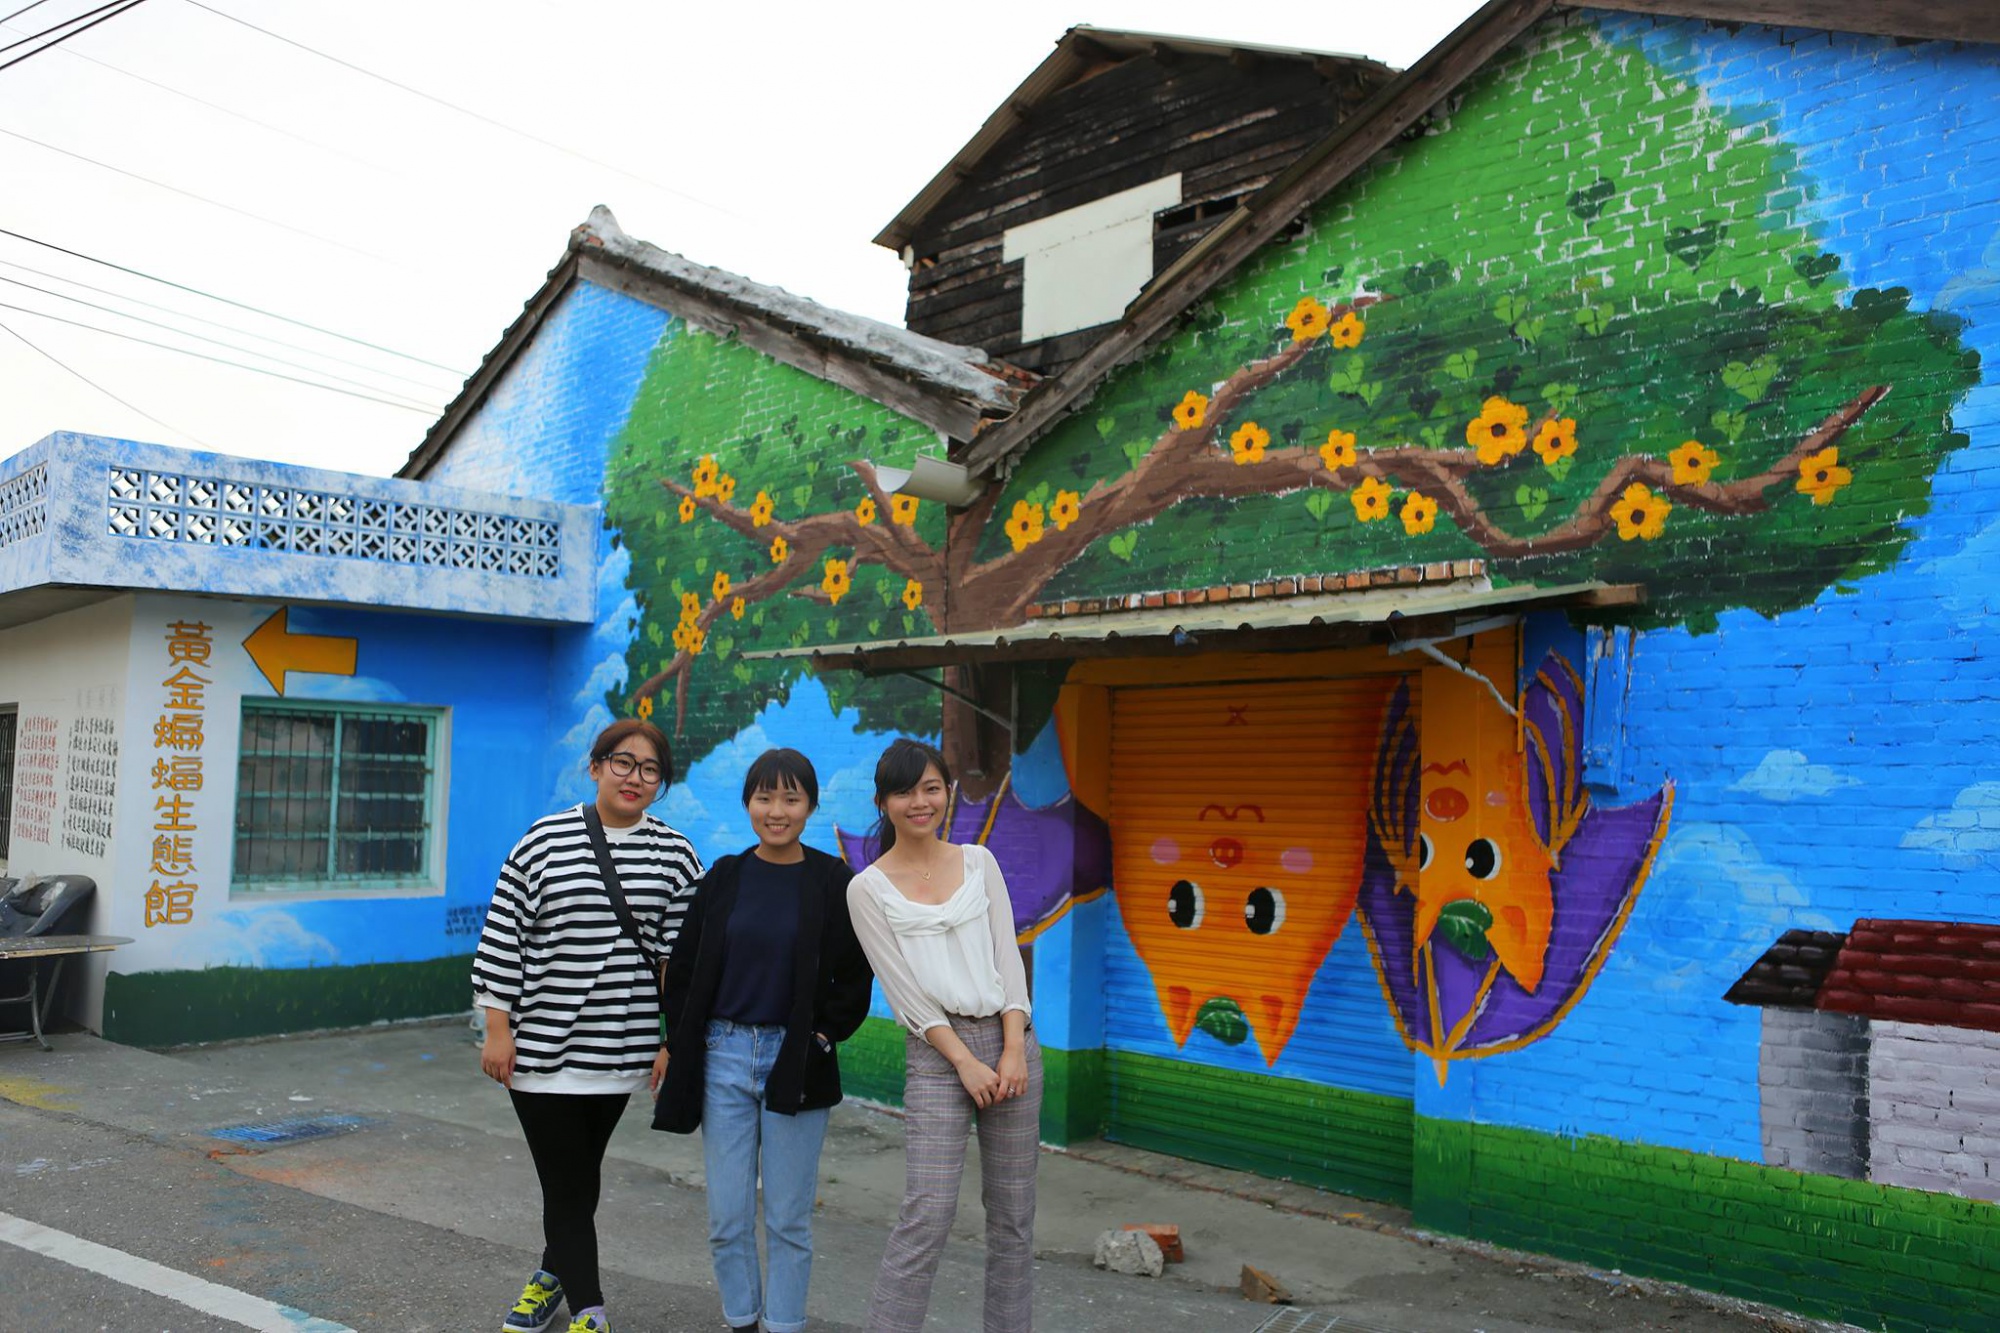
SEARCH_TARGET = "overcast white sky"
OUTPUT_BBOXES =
[0,0,1484,477]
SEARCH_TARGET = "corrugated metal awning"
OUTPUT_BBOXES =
[743,579,1640,673]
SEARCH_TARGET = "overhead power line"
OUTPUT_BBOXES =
[1,19,408,179]
[0,226,467,374]
[0,271,439,407]
[0,255,458,392]
[0,0,151,74]
[0,124,396,264]
[0,3,58,24]
[0,298,441,413]
[181,0,744,222]
[0,315,207,446]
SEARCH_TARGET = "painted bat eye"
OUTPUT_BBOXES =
[1244,886,1286,935]
[1167,879,1204,929]
[1418,833,1434,870]
[1464,838,1501,880]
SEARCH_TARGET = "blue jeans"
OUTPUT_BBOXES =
[702,1019,830,1333]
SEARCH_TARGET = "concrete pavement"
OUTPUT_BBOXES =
[0,1019,1846,1332]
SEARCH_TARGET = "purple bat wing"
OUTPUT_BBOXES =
[1521,651,1587,854]
[1358,679,1426,1033]
[1452,788,1669,1050]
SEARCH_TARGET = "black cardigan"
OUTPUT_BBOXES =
[652,844,873,1133]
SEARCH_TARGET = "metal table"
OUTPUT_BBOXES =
[0,934,130,1051]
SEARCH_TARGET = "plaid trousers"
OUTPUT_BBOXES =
[867,1014,1042,1332]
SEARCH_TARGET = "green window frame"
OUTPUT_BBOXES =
[232,700,447,895]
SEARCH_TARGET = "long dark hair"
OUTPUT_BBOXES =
[869,738,950,856]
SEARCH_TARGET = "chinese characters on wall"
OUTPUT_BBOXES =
[147,620,212,927]
[61,698,119,859]
[13,713,57,846]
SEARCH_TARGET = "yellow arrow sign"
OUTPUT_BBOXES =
[243,608,357,695]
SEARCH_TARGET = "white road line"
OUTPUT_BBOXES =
[0,1209,354,1332]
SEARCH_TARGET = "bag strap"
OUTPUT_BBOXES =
[581,803,660,976]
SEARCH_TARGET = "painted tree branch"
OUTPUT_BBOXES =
[630,459,946,714]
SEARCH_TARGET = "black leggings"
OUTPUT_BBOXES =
[508,1089,630,1312]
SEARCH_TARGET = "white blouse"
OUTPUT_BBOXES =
[846,842,1031,1036]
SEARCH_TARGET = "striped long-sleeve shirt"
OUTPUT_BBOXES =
[472,804,702,1093]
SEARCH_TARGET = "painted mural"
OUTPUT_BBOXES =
[1363,652,1672,1079]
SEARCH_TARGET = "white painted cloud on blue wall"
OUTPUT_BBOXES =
[1621,822,1831,992]
[206,908,341,968]
[1901,782,2000,866]
[1728,749,1861,801]
[285,675,410,703]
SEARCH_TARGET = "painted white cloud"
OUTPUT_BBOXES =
[1728,749,1861,802]
[203,908,340,969]
[1902,782,2000,866]
[1621,822,1833,992]
[284,674,409,703]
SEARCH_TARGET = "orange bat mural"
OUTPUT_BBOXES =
[1110,678,1394,1065]
[1360,648,1673,1079]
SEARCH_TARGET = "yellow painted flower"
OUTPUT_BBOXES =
[750,491,775,527]
[1285,296,1332,343]
[730,596,746,620]
[716,474,737,504]
[1670,440,1720,485]
[679,591,701,621]
[1004,500,1045,552]
[1172,390,1208,432]
[1320,428,1358,471]
[1401,491,1438,536]
[1229,421,1270,465]
[677,495,697,523]
[692,454,720,497]
[1796,446,1852,506]
[821,558,851,605]
[1533,417,1578,466]
[1352,476,1393,522]
[671,622,693,652]
[1329,311,1366,349]
[1611,483,1671,541]
[902,579,923,611]
[891,494,919,525]
[856,497,877,526]
[769,535,789,564]
[636,695,654,720]
[711,571,731,601]
[1050,489,1082,531]
[1467,396,1530,465]
[686,625,706,656]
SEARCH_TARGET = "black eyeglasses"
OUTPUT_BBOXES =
[603,752,664,785]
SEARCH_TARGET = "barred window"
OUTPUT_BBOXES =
[0,706,16,864]
[233,702,446,892]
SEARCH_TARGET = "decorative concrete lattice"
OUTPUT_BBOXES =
[0,463,49,550]
[105,468,562,578]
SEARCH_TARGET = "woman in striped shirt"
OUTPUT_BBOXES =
[473,718,703,1333]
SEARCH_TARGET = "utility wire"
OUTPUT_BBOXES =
[0,298,440,412]
[0,271,439,407]
[0,124,398,264]
[0,2,58,24]
[0,255,459,391]
[0,226,466,373]
[0,0,125,54]
[0,0,148,71]
[1,19,406,179]
[0,314,207,446]
[181,0,744,221]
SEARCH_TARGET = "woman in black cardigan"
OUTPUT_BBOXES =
[654,747,873,1333]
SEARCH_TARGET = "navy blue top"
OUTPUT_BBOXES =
[711,852,803,1025]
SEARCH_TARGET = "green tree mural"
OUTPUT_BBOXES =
[614,21,1980,764]
[601,325,943,765]
[983,21,1980,632]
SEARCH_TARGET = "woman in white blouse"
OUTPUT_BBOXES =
[846,738,1041,1332]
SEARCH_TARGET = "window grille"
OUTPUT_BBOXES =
[233,702,444,890]
[0,708,15,862]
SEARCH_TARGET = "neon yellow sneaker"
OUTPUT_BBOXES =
[567,1310,609,1333]
[503,1270,563,1333]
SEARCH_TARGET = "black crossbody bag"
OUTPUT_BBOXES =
[580,803,667,1002]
